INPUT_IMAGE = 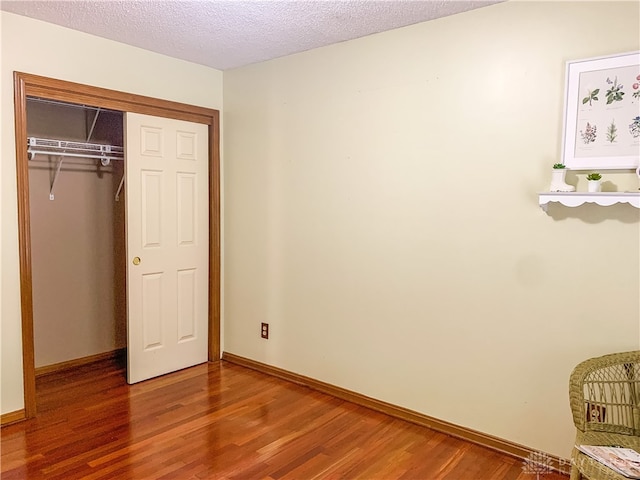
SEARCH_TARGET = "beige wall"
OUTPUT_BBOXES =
[1,11,223,414]
[223,1,640,459]
[28,102,125,367]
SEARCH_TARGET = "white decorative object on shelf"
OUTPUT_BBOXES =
[587,180,602,193]
[538,192,640,213]
[586,173,602,192]
[549,167,575,192]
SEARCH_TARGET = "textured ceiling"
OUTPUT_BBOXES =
[1,1,502,70]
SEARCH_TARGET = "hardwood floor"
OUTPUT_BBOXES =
[1,358,569,479]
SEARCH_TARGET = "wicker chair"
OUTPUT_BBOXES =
[569,351,640,480]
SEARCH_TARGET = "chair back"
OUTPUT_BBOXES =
[569,351,640,437]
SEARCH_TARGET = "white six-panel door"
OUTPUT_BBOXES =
[125,112,209,384]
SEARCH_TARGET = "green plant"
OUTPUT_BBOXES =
[582,88,599,106]
[606,119,617,143]
[553,163,565,169]
[586,173,602,181]
[605,76,625,104]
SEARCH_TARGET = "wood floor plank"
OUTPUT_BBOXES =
[1,358,569,479]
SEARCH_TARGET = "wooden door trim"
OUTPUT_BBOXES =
[12,71,221,419]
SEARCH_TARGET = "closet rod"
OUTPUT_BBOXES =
[28,150,124,162]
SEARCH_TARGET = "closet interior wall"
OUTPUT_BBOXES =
[27,99,126,368]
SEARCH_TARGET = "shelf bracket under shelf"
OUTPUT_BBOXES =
[49,157,64,201]
[115,174,125,202]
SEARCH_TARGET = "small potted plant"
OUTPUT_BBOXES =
[586,172,602,192]
[550,163,575,192]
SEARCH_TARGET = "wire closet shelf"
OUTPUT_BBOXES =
[27,137,125,201]
[27,137,124,164]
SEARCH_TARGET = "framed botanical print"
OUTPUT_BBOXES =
[562,51,640,170]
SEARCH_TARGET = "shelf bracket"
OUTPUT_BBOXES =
[115,174,125,202]
[86,107,101,143]
[49,156,65,200]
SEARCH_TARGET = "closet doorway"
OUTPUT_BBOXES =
[26,98,127,384]
[14,72,221,419]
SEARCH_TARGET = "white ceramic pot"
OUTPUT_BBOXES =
[587,180,601,193]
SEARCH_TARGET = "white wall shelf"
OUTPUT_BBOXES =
[538,192,640,213]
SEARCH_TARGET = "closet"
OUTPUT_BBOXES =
[27,97,126,372]
[14,72,220,419]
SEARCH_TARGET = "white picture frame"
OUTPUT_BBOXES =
[562,51,640,170]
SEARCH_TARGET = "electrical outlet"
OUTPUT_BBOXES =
[261,323,269,339]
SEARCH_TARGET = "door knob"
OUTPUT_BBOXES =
[132,257,141,265]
